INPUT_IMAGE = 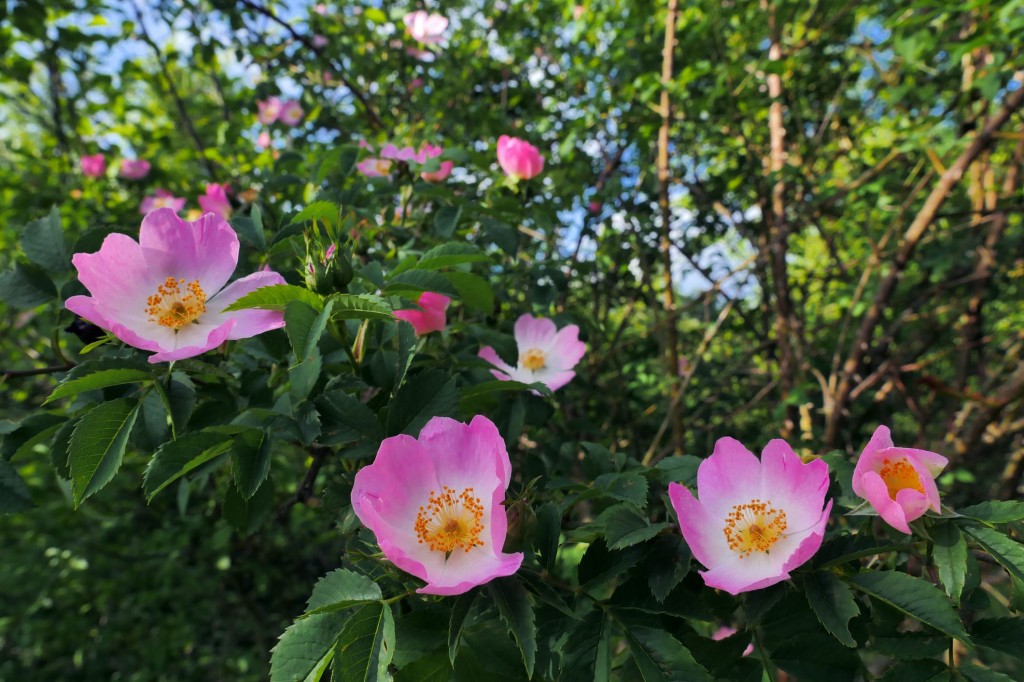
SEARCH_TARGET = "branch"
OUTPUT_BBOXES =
[277,445,330,517]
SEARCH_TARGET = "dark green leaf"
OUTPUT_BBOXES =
[625,626,713,682]
[415,242,489,270]
[877,659,948,682]
[231,429,272,499]
[432,204,461,238]
[448,590,477,666]
[847,571,969,643]
[394,321,417,391]
[331,602,395,682]
[316,390,383,443]
[972,617,1024,659]
[270,611,349,682]
[933,522,968,604]
[445,271,494,313]
[384,270,454,296]
[223,283,323,312]
[488,577,536,679]
[870,632,950,660]
[385,370,458,436]
[804,571,860,647]
[958,501,1024,524]
[960,665,1016,682]
[69,398,140,507]
[0,458,34,513]
[286,298,335,361]
[44,368,152,404]
[964,525,1024,583]
[327,293,394,321]
[306,569,382,615]
[600,505,666,550]
[143,431,233,500]
[562,610,612,681]
[222,478,275,535]
[0,262,57,308]
[20,207,70,272]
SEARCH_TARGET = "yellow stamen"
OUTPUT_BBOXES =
[519,348,546,371]
[414,486,485,554]
[723,499,788,558]
[879,458,924,498]
[146,276,206,330]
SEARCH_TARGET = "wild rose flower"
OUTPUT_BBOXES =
[381,144,418,162]
[356,158,392,178]
[588,200,602,214]
[394,292,450,335]
[852,426,948,534]
[312,34,328,48]
[279,100,304,126]
[417,143,453,182]
[140,189,186,215]
[257,131,271,149]
[497,135,544,180]
[669,437,832,595]
[198,183,232,219]
[81,153,106,178]
[403,11,448,44]
[351,415,524,595]
[478,314,586,392]
[257,97,282,124]
[119,159,151,180]
[65,208,286,364]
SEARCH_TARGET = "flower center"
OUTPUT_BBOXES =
[723,499,788,558]
[146,277,206,330]
[414,486,485,554]
[374,159,393,175]
[519,348,547,371]
[879,458,924,498]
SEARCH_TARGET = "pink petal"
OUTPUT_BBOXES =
[668,482,726,571]
[545,324,586,370]
[759,440,830,530]
[479,346,515,379]
[513,314,557,349]
[205,271,287,340]
[859,471,912,534]
[695,437,763,517]
[138,209,239,296]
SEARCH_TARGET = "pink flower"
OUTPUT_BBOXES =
[478,314,586,392]
[351,415,524,595]
[381,144,418,162]
[312,34,328,48]
[313,3,327,14]
[403,11,448,44]
[496,135,544,180]
[257,131,271,148]
[668,437,832,595]
[140,189,186,215]
[198,183,232,219]
[408,78,424,91]
[711,626,753,656]
[851,426,948,534]
[279,100,304,126]
[356,158,393,178]
[588,200,602,214]
[257,97,282,124]
[417,143,453,182]
[119,159,151,180]
[394,292,450,335]
[65,208,286,364]
[80,153,106,178]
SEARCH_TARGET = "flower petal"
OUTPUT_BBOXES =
[139,209,239,296]
[513,314,557,349]
[205,270,287,340]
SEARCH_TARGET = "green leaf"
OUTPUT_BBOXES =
[394,321,417,391]
[20,207,70,272]
[459,380,551,406]
[144,431,233,500]
[0,262,57,308]
[249,204,268,251]
[487,577,536,679]
[960,665,1017,682]
[415,242,489,271]
[271,611,349,682]
[231,429,272,499]
[0,458,34,513]
[971,617,1024,659]
[958,500,1024,524]
[44,368,152,404]
[870,632,950,660]
[445,271,494,313]
[223,284,324,312]
[933,522,968,604]
[877,660,948,682]
[316,390,383,444]
[286,298,335,361]
[222,478,275,535]
[625,626,713,682]
[562,610,611,681]
[385,370,458,436]
[804,571,860,647]
[847,571,969,643]
[600,505,666,550]
[327,293,394,321]
[595,470,649,509]
[69,398,141,507]
[394,651,450,682]
[964,525,1024,583]
[306,569,382,616]
[448,590,477,666]
[385,269,454,296]
[432,204,461,238]
[331,602,395,682]
[292,200,339,226]
[1,413,63,461]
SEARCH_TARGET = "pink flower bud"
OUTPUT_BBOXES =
[496,135,544,180]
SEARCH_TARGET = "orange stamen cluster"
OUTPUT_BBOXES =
[146,277,206,330]
[519,348,547,371]
[879,458,924,498]
[723,499,788,558]
[414,486,485,554]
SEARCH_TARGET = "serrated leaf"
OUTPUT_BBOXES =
[231,429,272,499]
[0,262,57,308]
[1,413,63,461]
[578,539,645,591]
[870,632,950,660]
[394,321,417,391]
[0,458,34,513]
[960,665,1016,682]
[964,525,1024,583]
[804,571,860,647]
[21,207,70,272]
[432,204,461,238]
[222,478,275,535]
[877,659,948,682]
[933,522,968,604]
[384,269,454,296]
[847,571,969,642]
[44,368,152,404]
[223,284,324,312]
[445,271,494,313]
[306,569,382,615]
[69,398,140,507]
[488,577,536,679]
[385,370,458,436]
[562,610,611,681]
[271,611,350,682]
[625,626,713,682]
[292,200,339,226]
[331,602,395,682]
[448,590,477,666]
[647,535,690,602]
[415,242,489,270]
[600,505,666,550]
[595,470,649,509]
[958,501,1024,524]
[971,617,1024,659]
[327,293,394,321]
[316,390,383,444]
[144,431,233,500]
[286,298,335,361]
[459,380,551,405]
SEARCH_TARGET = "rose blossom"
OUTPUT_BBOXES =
[279,100,304,126]
[257,97,282,124]
[394,292,450,335]
[496,135,544,180]
[81,153,106,178]
[119,159,151,180]
[140,189,186,215]
[351,415,524,595]
[65,208,286,363]
[356,158,393,178]
[669,437,832,595]
[852,426,948,534]
[417,143,453,182]
[198,183,232,219]
[478,314,586,392]
[403,11,448,44]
